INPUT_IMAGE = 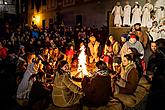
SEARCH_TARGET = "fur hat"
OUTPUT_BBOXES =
[89,36,96,42]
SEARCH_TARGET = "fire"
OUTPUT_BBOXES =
[77,44,88,78]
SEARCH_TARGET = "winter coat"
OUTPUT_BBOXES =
[81,70,112,107]
[115,63,139,94]
[52,71,83,107]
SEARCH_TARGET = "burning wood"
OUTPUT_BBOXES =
[76,44,88,78]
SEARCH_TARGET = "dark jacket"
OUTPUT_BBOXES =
[81,71,112,107]
[117,67,139,94]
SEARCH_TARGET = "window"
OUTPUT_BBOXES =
[63,0,75,7]
[42,0,46,6]
[76,15,82,25]
[42,20,46,29]
[49,18,53,30]
[31,0,34,9]
[47,0,51,9]
[52,0,55,8]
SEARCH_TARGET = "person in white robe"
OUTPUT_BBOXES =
[154,0,165,23]
[123,1,131,26]
[149,21,160,41]
[159,20,165,39]
[111,2,123,27]
[142,0,153,27]
[131,2,142,26]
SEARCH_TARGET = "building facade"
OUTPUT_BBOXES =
[28,0,157,29]
[0,0,16,15]
[28,0,113,29]
[28,0,57,29]
[0,0,28,26]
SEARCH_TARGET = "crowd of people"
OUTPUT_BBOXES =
[0,17,165,110]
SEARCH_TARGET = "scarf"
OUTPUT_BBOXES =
[93,69,109,76]
[116,62,135,88]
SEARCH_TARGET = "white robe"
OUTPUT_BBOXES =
[142,3,153,27]
[123,5,131,26]
[112,5,123,26]
[154,0,165,23]
[149,26,160,41]
[131,6,142,25]
[159,25,165,39]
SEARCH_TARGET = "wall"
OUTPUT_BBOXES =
[27,0,158,28]
[60,0,157,28]
[60,0,113,28]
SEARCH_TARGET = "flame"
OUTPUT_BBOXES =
[77,45,88,78]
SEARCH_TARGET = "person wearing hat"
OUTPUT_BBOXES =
[120,34,144,59]
[120,34,128,47]
[154,0,165,23]
[141,0,153,27]
[134,23,148,48]
[131,2,142,26]
[123,0,131,27]
[111,1,123,27]
[87,36,101,64]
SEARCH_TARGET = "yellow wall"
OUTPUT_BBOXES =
[28,1,56,29]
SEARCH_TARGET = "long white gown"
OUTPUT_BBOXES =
[142,3,153,27]
[123,4,131,26]
[154,0,165,23]
[112,5,123,26]
[149,26,160,41]
[131,6,142,25]
[159,25,165,39]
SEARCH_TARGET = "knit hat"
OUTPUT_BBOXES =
[121,34,128,39]
[129,34,137,39]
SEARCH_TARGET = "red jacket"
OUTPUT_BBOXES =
[0,47,8,60]
[66,49,75,57]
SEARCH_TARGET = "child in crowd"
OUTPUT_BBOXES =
[66,45,76,67]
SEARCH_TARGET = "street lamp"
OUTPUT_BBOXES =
[4,1,7,5]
